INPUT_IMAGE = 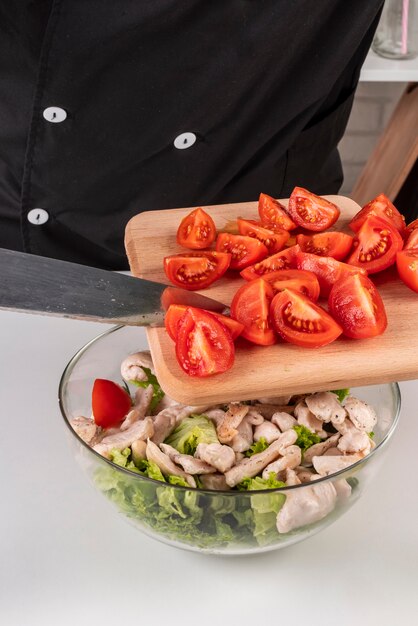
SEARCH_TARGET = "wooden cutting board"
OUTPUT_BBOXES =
[125,196,418,404]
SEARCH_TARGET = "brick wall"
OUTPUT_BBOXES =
[339,82,406,195]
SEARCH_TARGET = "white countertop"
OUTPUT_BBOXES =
[1,310,417,625]
[361,48,418,81]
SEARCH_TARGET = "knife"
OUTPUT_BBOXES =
[0,248,228,326]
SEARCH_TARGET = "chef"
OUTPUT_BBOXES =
[0,1,384,270]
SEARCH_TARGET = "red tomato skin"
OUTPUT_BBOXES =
[261,269,321,302]
[176,208,216,249]
[270,289,342,348]
[216,233,269,270]
[164,304,244,341]
[237,218,290,254]
[328,274,387,339]
[404,229,418,250]
[175,308,234,377]
[296,251,367,297]
[347,215,404,274]
[230,278,276,346]
[92,379,132,429]
[405,219,418,238]
[296,232,353,261]
[240,245,300,280]
[396,250,418,293]
[163,251,231,290]
[349,193,406,235]
[258,193,296,231]
[287,187,340,231]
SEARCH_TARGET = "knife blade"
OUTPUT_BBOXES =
[0,249,228,326]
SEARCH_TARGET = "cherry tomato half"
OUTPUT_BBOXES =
[296,251,367,297]
[230,278,276,345]
[296,231,353,261]
[405,218,418,238]
[175,308,235,377]
[165,304,244,341]
[237,218,289,254]
[240,244,300,280]
[176,207,216,249]
[163,251,231,290]
[396,249,418,293]
[258,193,296,231]
[262,269,320,301]
[404,228,418,250]
[216,233,268,270]
[349,193,406,235]
[328,273,387,339]
[92,379,132,429]
[347,215,404,274]
[287,187,340,231]
[270,289,342,348]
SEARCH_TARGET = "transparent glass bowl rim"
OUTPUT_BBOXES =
[59,324,401,496]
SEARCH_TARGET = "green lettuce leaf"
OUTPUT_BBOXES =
[330,388,350,403]
[130,367,165,411]
[237,473,286,491]
[293,424,321,453]
[245,437,269,457]
[109,447,141,473]
[165,414,218,455]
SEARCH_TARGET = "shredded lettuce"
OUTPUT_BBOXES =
[109,447,141,473]
[237,473,286,491]
[293,424,321,452]
[245,437,269,457]
[368,431,375,439]
[331,388,350,403]
[165,414,218,455]
[129,367,165,410]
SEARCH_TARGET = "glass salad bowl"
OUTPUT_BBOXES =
[59,325,401,555]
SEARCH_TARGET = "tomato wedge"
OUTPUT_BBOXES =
[262,269,320,302]
[176,207,216,249]
[396,249,418,293]
[347,215,404,274]
[349,193,406,235]
[296,251,367,297]
[175,308,234,377]
[258,193,296,231]
[287,187,340,231]
[92,379,132,429]
[165,304,244,341]
[237,218,289,254]
[404,228,418,250]
[270,289,342,348]
[230,278,276,345]
[328,273,387,339]
[163,251,231,290]
[405,218,418,238]
[296,231,353,261]
[216,233,268,270]
[240,244,300,280]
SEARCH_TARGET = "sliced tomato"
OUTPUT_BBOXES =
[258,193,296,231]
[405,218,418,238]
[287,187,340,231]
[296,250,367,297]
[176,207,216,249]
[396,249,418,293]
[328,273,387,339]
[216,233,268,270]
[165,304,244,341]
[296,231,353,261]
[92,379,132,429]
[349,193,406,235]
[404,228,418,250]
[163,251,231,290]
[175,308,234,377]
[237,218,289,254]
[240,244,300,280]
[347,215,404,274]
[262,269,320,302]
[230,278,276,345]
[270,289,342,348]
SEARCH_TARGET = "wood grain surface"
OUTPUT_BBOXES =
[125,196,418,404]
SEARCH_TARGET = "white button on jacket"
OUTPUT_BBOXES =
[43,107,67,123]
[173,132,197,149]
[27,208,49,225]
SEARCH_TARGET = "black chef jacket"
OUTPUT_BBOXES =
[0,1,383,269]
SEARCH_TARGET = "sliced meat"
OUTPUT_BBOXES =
[94,417,154,457]
[120,408,141,432]
[131,439,147,464]
[120,351,154,382]
[230,417,254,452]
[246,408,264,426]
[199,474,231,491]
[344,396,378,432]
[251,404,294,419]
[295,467,316,483]
[120,384,153,430]
[294,402,327,438]
[257,395,293,405]
[151,406,184,444]
[71,416,101,445]
[276,481,337,533]
[145,439,196,487]
[305,392,347,424]
[272,412,297,432]
[334,479,352,501]
[160,443,216,474]
[217,403,249,443]
[262,445,302,479]
[204,409,227,427]
[312,453,363,476]
[285,468,302,486]
[302,433,341,465]
[337,430,372,455]
[323,447,341,456]
[254,421,282,444]
[195,443,236,473]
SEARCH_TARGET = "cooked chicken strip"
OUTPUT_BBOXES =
[204,409,227,427]
[160,443,216,474]
[257,395,293,405]
[302,433,341,465]
[276,481,337,533]
[305,392,346,424]
[71,416,101,445]
[120,351,154,382]
[312,453,363,476]
[230,416,254,452]
[131,439,147,464]
[337,430,372,454]
[323,447,341,456]
[246,408,264,426]
[285,468,302,486]
[150,405,186,444]
[295,467,316,483]
[272,412,297,431]
[195,443,236,473]
[344,396,377,432]
[120,408,141,432]
[294,402,327,438]
[251,404,294,419]
[225,430,297,487]
[333,479,352,501]
[120,385,154,431]
[200,474,231,491]
[94,417,154,457]
[217,403,249,443]
[254,420,282,444]
[145,439,196,487]
[262,445,302,479]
